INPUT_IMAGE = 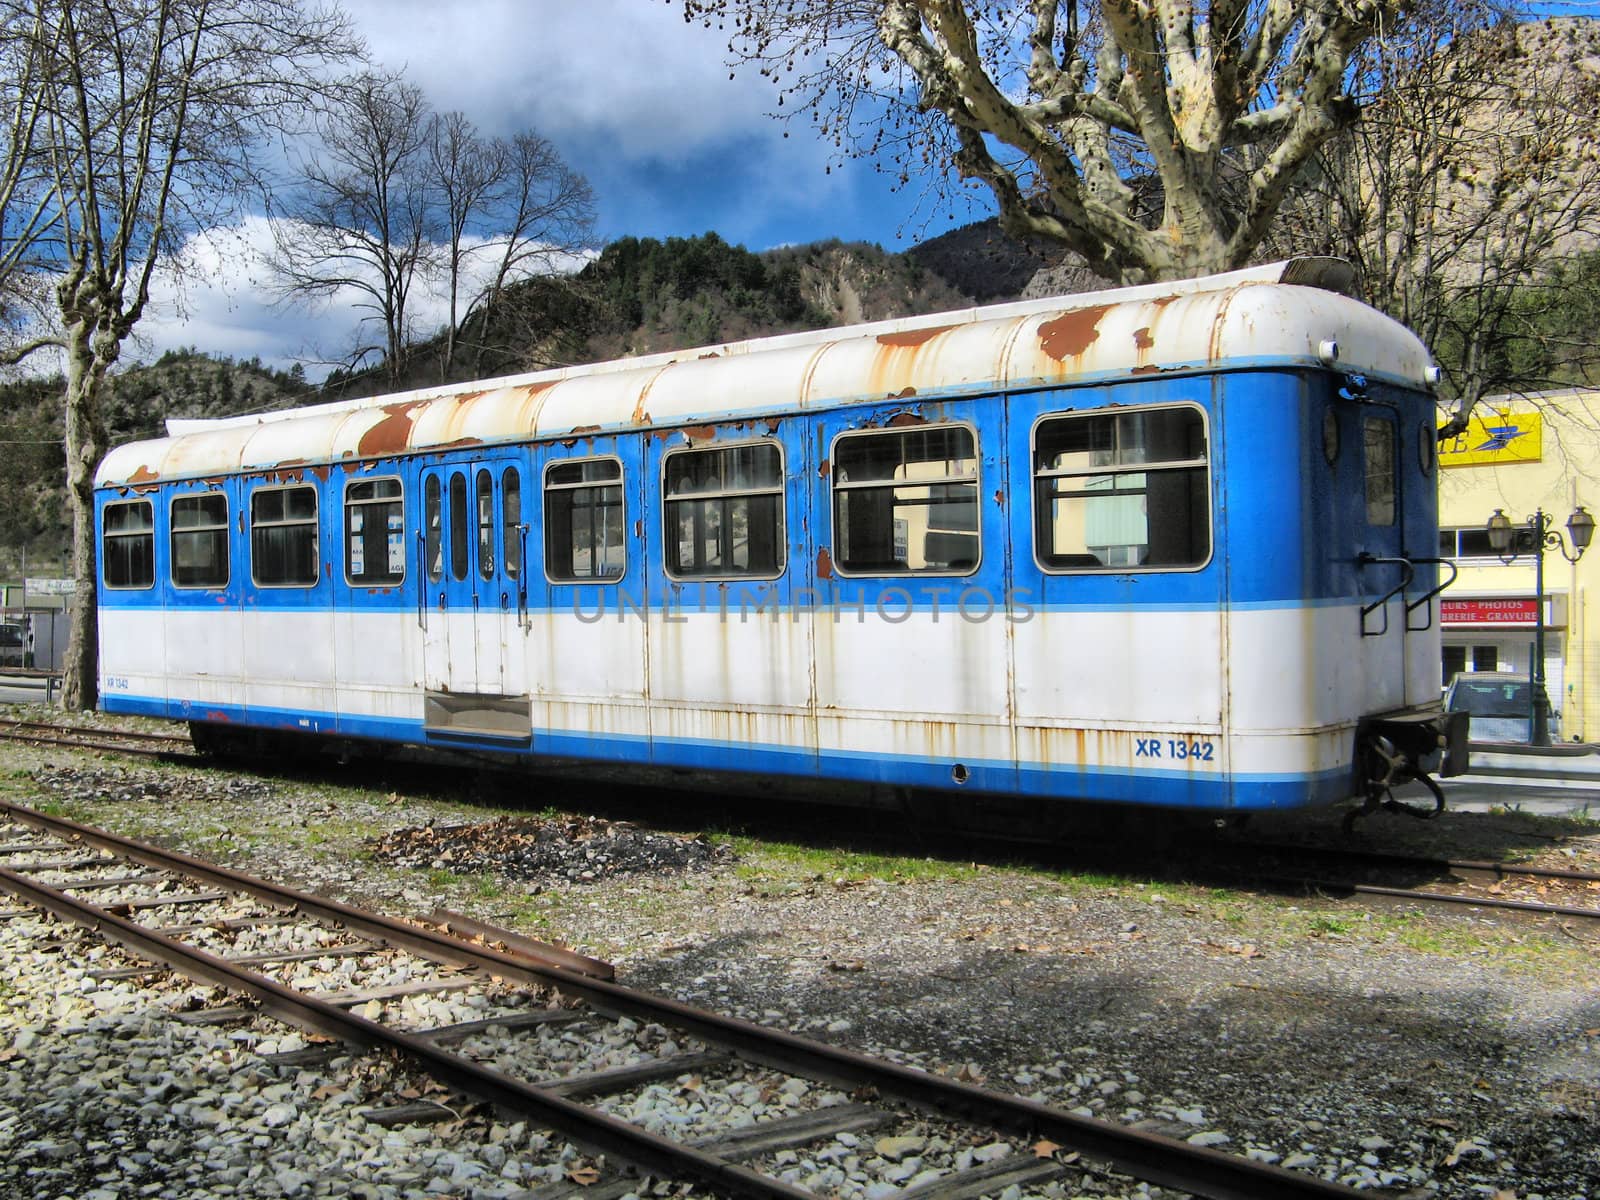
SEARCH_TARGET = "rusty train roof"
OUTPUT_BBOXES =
[97,259,1437,488]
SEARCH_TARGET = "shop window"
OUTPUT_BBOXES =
[546,458,625,582]
[103,500,155,589]
[1439,527,1499,560]
[831,425,979,574]
[1442,645,1466,687]
[251,486,318,587]
[345,478,404,585]
[171,494,229,588]
[664,442,783,578]
[1034,406,1209,570]
[1473,645,1499,672]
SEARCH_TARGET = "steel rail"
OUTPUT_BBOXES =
[516,964,1365,1200]
[1246,842,1600,886]
[0,803,1366,1200]
[1305,877,1600,921]
[0,866,815,1200]
[1,719,191,746]
[0,726,193,759]
[0,799,611,980]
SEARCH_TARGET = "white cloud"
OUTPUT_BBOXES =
[134,216,593,381]
[341,0,792,163]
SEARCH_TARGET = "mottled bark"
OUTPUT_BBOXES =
[683,0,1400,283]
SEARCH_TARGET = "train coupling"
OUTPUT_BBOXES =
[1348,709,1470,829]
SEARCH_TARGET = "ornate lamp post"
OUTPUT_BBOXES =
[1485,506,1595,746]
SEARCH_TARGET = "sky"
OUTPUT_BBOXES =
[135,0,987,378]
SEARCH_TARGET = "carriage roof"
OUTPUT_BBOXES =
[96,259,1436,489]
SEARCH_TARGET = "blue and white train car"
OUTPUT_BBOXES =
[94,260,1467,823]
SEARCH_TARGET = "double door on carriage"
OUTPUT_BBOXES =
[419,457,530,735]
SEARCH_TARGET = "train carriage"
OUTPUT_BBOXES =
[94,259,1466,822]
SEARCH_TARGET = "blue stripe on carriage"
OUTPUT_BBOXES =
[116,693,1352,811]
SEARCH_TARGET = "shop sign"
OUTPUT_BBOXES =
[1439,409,1542,468]
[1441,597,1544,626]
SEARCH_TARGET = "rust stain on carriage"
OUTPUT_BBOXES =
[1038,304,1111,360]
[127,465,159,485]
[887,411,927,427]
[816,547,834,580]
[359,401,425,457]
[1133,326,1154,350]
[877,325,956,348]
[680,425,718,443]
[817,457,830,479]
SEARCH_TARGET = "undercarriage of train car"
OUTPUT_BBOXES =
[1348,708,1471,829]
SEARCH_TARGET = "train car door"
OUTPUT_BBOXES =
[526,433,653,761]
[419,456,530,738]
[1349,403,1412,710]
[1004,379,1227,808]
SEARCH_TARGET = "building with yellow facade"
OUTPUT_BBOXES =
[1436,389,1600,742]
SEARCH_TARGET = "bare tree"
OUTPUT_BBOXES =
[271,73,436,384]
[1273,8,1600,426]
[0,0,359,710]
[274,84,594,384]
[428,110,499,377]
[680,0,1400,283]
[463,131,596,375]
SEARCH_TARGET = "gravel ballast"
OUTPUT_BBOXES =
[1,729,1597,1199]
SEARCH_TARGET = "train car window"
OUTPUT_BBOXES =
[830,426,979,575]
[425,475,442,583]
[250,485,318,587]
[502,467,522,579]
[475,468,495,579]
[1033,406,1209,571]
[663,442,784,579]
[448,472,469,581]
[1363,417,1397,526]
[102,500,155,589]
[344,477,404,586]
[545,458,625,582]
[170,493,229,588]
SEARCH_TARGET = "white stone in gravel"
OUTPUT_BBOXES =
[1175,1107,1204,1124]
[1359,1136,1391,1152]
[261,1103,296,1128]
[1187,1132,1230,1147]
[864,1183,901,1200]
[1245,1148,1281,1165]
[1282,1153,1318,1169]
[826,1019,852,1033]
[874,1136,926,1161]
[971,1143,1010,1164]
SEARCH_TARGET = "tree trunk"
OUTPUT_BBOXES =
[60,316,108,713]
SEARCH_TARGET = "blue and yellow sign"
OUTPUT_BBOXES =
[1439,409,1542,468]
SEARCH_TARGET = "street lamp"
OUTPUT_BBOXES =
[1484,506,1594,746]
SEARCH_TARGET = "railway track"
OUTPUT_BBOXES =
[0,716,195,758]
[1232,841,1600,925]
[0,798,1367,1200]
[3,712,1599,929]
